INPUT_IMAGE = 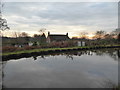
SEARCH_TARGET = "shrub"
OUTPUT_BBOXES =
[2,45,42,53]
[32,42,37,46]
[47,41,77,48]
[2,41,77,53]
[2,46,18,53]
[24,45,41,50]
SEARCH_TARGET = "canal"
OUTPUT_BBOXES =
[1,48,119,88]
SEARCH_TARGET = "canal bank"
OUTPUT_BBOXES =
[2,48,119,88]
[1,45,120,61]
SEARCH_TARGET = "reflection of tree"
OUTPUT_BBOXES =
[66,55,73,60]
[33,56,37,60]
[92,49,119,61]
[108,50,118,61]
[28,49,119,61]
[117,50,120,60]
[41,55,45,59]
[65,49,119,61]
[105,49,118,61]
[33,55,46,60]
[64,51,93,60]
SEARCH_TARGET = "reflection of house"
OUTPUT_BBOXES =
[47,32,70,43]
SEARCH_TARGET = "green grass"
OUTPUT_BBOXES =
[1,46,88,56]
[1,45,120,56]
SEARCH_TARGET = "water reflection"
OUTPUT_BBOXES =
[31,48,119,61]
[33,55,46,60]
[2,48,119,88]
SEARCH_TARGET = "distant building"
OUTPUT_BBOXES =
[40,33,46,44]
[77,41,86,46]
[29,33,46,45]
[47,32,70,43]
[2,37,29,47]
[2,33,47,47]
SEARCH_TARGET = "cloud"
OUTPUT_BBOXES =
[3,2,118,37]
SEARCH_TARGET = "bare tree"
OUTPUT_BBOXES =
[19,32,29,37]
[12,32,30,45]
[12,32,22,45]
[110,28,120,39]
[104,34,113,40]
[0,0,10,31]
[33,34,40,37]
[39,28,46,35]
[13,32,21,38]
[94,30,106,40]
[79,32,88,39]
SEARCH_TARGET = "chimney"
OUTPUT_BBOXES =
[48,31,50,35]
[66,33,68,36]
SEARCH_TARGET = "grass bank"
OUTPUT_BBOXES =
[2,46,88,56]
[2,45,120,56]
[1,45,120,61]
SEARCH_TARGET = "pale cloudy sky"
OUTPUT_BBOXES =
[2,2,118,37]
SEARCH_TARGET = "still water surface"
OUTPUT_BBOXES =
[2,49,119,88]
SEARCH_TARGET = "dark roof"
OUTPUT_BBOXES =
[48,34,70,41]
[41,33,46,38]
[29,33,46,43]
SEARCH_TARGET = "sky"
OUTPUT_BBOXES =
[1,1,118,38]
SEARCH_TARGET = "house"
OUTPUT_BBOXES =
[77,41,86,46]
[2,36,30,47]
[40,33,46,44]
[47,32,70,43]
[2,33,47,47]
[29,33,46,46]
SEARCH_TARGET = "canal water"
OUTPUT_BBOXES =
[2,48,119,88]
